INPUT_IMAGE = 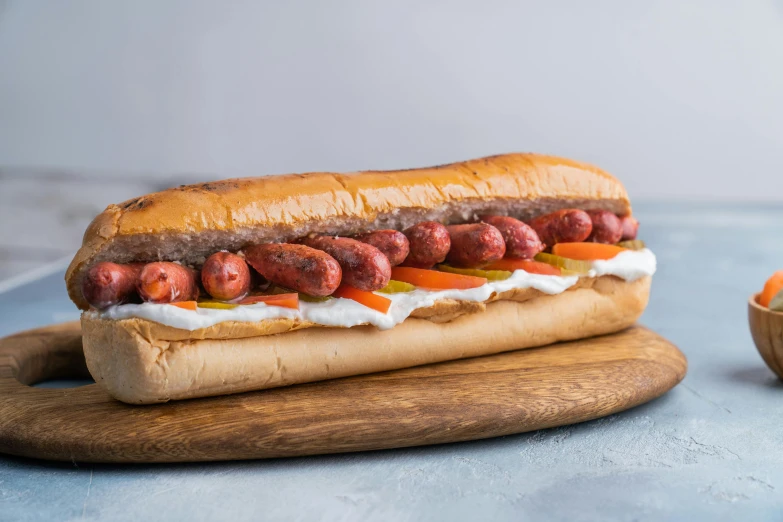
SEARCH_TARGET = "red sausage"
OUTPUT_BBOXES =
[479,215,544,260]
[401,222,451,269]
[445,223,506,268]
[299,236,391,292]
[244,243,342,297]
[201,251,251,301]
[137,262,200,304]
[620,216,639,240]
[586,210,623,245]
[81,262,144,309]
[354,230,410,267]
[529,209,593,248]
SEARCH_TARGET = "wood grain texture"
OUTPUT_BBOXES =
[0,321,686,463]
[748,292,783,378]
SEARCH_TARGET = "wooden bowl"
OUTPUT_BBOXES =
[748,292,783,378]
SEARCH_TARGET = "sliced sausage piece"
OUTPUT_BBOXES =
[479,215,544,260]
[299,236,391,292]
[401,221,451,269]
[137,262,200,304]
[244,243,342,297]
[354,230,410,267]
[620,215,639,240]
[586,210,623,244]
[445,223,506,268]
[201,251,251,301]
[529,209,593,248]
[81,262,144,309]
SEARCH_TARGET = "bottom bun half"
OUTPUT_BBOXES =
[82,276,651,404]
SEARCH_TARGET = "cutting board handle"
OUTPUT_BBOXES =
[0,321,89,386]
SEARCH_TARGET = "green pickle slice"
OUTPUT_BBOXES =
[769,288,783,312]
[437,264,512,281]
[616,239,646,250]
[534,253,592,274]
[197,300,239,310]
[377,280,416,294]
[299,293,333,303]
[264,284,332,303]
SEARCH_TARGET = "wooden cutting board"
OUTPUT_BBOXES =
[0,322,686,463]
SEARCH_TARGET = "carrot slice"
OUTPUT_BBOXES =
[484,259,562,275]
[552,242,626,260]
[332,285,391,314]
[170,301,197,311]
[391,266,487,289]
[239,293,299,310]
[760,271,783,308]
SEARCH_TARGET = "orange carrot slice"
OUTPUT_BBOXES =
[391,267,487,290]
[760,271,783,308]
[239,293,299,310]
[332,285,391,314]
[484,259,562,276]
[170,301,197,311]
[552,242,626,260]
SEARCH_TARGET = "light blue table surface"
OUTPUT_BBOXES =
[2,202,783,521]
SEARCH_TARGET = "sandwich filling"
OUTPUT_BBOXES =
[93,248,655,331]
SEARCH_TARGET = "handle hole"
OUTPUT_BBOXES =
[33,378,95,389]
[10,330,93,387]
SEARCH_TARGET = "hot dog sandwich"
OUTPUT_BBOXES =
[66,153,656,404]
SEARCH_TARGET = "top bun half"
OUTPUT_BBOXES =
[65,153,631,309]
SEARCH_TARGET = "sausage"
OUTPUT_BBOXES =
[620,215,639,240]
[479,215,544,259]
[445,223,506,268]
[201,251,251,301]
[244,243,342,297]
[299,236,391,292]
[401,221,451,268]
[586,210,623,244]
[529,209,593,248]
[137,262,200,304]
[81,262,144,309]
[354,230,410,267]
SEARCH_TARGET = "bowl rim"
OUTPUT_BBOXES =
[749,292,783,316]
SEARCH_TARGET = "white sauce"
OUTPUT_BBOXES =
[95,249,656,331]
[590,248,657,281]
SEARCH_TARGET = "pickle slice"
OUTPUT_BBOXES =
[197,300,239,310]
[534,253,592,274]
[299,293,333,303]
[770,288,783,312]
[437,264,512,281]
[616,239,646,250]
[263,284,332,303]
[267,285,295,295]
[377,280,416,294]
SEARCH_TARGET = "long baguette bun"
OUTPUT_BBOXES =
[82,275,650,404]
[66,153,630,310]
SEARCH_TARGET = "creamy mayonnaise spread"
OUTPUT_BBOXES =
[94,249,656,331]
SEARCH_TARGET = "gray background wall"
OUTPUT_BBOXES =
[1,0,783,200]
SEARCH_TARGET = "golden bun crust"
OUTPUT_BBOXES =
[81,276,650,404]
[66,153,631,310]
